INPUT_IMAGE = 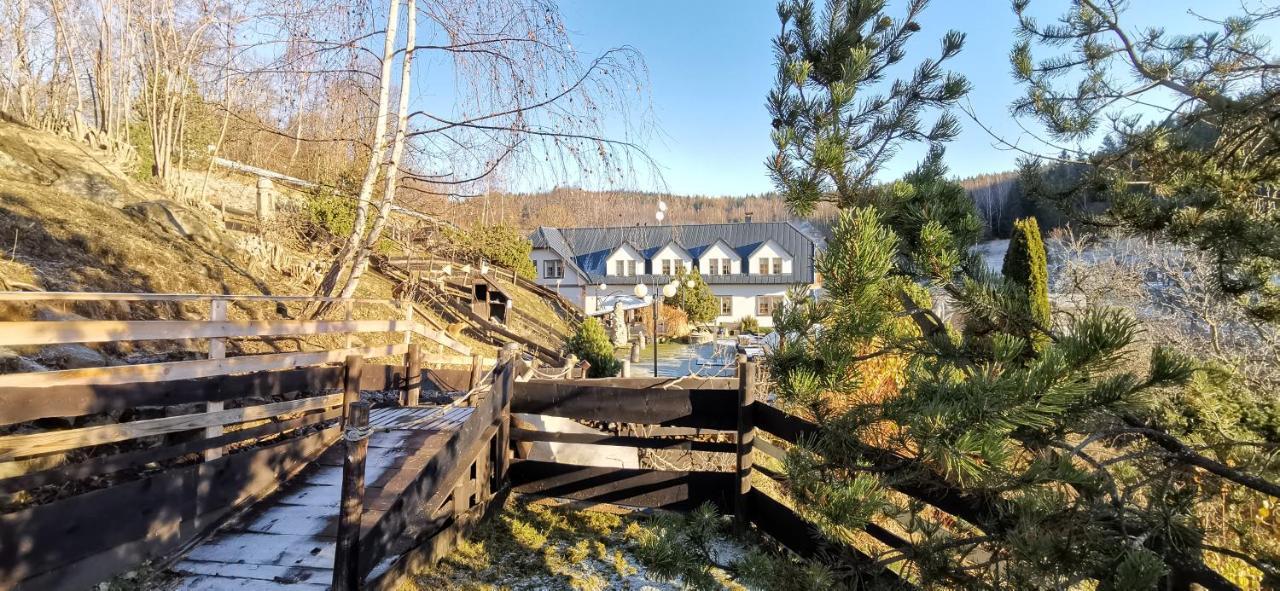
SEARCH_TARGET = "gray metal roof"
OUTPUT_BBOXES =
[530,222,821,285]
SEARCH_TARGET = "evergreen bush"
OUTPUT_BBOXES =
[1002,216,1051,349]
[667,268,718,325]
[565,317,621,378]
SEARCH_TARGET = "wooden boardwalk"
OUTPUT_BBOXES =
[168,406,473,590]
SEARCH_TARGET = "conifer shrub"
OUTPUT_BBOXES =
[1002,216,1051,348]
[667,268,718,325]
[565,317,621,378]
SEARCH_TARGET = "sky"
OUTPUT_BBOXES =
[552,0,1277,197]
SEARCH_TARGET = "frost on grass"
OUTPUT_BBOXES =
[404,498,832,591]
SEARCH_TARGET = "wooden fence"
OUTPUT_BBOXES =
[500,366,910,589]
[0,291,496,590]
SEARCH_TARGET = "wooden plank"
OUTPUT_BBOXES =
[0,408,342,494]
[736,361,757,528]
[0,394,342,461]
[0,366,342,426]
[529,377,737,390]
[0,344,406,387]
[509,428,735,453]
[333,402,369,590]
[422,368,473,392]
[359,364,405,392]
[356,362,513,576]
[756,436,787,462]
[0,291,391,304]
[205,299,229,461]
[748,489,908,589]
[411,322,469,355]
[752,401,819,444]
[508,460,734,512]
[0,319,413,347]
[512,381,737,429]
[0,428,334,588]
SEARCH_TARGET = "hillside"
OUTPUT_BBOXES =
[429,173,1036,239]
[0,120,573,369]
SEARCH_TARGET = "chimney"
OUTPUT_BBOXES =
[744,211,754,223]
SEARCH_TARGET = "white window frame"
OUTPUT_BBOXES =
[718,296,733,316]
[757,295,783,316]
[544,259,564,279]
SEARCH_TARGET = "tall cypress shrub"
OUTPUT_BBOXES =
[1002,217,1051,347]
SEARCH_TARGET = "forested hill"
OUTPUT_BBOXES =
[437,171,1036,238]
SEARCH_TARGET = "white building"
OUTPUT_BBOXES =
[529,221,825,328]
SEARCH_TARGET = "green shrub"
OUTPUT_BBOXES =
[667,268,718,325]
[1002,217,1051,349]
[565,317,621,378]
[738,315,761,334]
[446,224,537,280]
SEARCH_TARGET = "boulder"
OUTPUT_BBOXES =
[39,343,108,369]
[124,200,223,247]
[36,306,87,321]
[0,346,48,373]
[52,170,124,207]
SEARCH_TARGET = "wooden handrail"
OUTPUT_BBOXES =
[0,291,393,304]
[0,393,342,461]
[0,344,408,387]
[0,319,416,347]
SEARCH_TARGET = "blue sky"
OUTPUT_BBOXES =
[554,0,1277,196]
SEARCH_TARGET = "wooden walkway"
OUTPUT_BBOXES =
[168,406,473,590]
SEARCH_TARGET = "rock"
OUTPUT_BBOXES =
[123,200,223,247]
[0,346,48,373]
[52,170,124,207]
[38,343,108,369]
[35,306,87,321]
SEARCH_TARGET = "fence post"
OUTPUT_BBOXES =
[735,358,757,531]
[495,344,520,488]
[343,300,354,348]
[344,355,363,420]
[333,401,369,591]
[204,298,228,461]
[404,343,421,406]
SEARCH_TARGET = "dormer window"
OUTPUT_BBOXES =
[614,260,637,276]
[758,257,783,275]
[544,259,564,279]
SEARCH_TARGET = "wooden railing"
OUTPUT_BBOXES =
[493,367,914,589]
[0,291,496,590]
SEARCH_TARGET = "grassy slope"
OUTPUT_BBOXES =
[0,121,502,360]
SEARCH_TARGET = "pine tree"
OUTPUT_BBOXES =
[1001,217,1051,350]
[565,318,621,378]
[766,0,969,215]
[1010,0,1280,322]
[764,3,1278,587]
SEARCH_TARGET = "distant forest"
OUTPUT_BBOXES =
[434,171,1049,240]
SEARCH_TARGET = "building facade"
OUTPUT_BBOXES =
[529,222,824,328]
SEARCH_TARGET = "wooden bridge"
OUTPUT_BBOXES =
[0,290,907,590]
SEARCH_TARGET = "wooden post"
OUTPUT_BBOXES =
[333,401,369,591]
[400,299,413,345]
[735,359,757,530]
[343,300,354,348]
[204,299,228,461]
[495,344,519,487]
[343,355,363,421]
[404,343,421,407]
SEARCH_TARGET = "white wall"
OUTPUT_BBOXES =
[531,248,588,308]
[698,240,740,275]
[605,243,643,277]
[706,283,792,328]
[652,243,692,275]
[748,240,793,276]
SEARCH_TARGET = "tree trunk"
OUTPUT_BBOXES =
[335,0,417,302]
[311,0,404,312]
